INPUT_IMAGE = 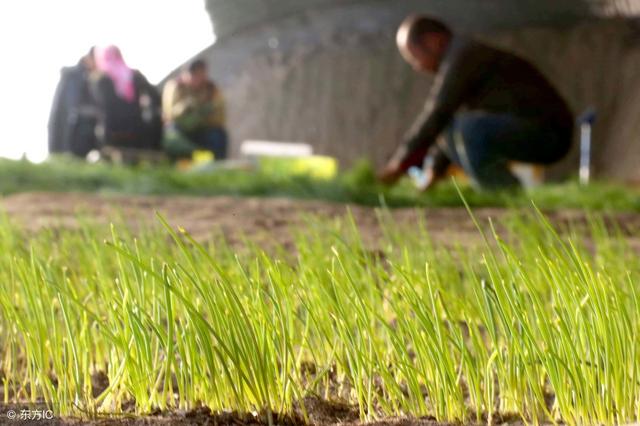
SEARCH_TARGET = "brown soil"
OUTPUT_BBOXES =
[0,399,455,426]
[0,393,477,426]
[0,192,499,248]
[4,191,638,249]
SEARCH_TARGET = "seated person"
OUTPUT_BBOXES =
[378,16,574,190]
[162,59,228,160]
[48,47,99,158]
[91,45,162,152]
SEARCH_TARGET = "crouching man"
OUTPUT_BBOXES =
[379,15,574,190]
[162,59,228,160]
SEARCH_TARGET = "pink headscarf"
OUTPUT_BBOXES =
[94,45,135,102]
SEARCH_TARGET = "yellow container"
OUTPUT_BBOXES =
[259,156,338,179]
[193,150,214,164]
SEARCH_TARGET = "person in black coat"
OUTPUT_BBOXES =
[91,45,162,151]
[48,47,99,157]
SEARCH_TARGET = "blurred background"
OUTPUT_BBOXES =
[2,0,640,181]
[0,0,213,162]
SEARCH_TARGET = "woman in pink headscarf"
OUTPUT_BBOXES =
[94,45,136,103]
[91,45,162,152]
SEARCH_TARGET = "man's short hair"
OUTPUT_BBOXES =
[188,59,207,74]
[401,15,452,45]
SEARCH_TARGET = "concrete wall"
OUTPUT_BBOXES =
[205,0,640,36]
[192,0,640,181]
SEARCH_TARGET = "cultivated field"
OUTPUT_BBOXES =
[1,190,639,425]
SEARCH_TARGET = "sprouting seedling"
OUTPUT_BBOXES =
[0,206,637,424]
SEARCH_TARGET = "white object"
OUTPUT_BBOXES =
[408,166,429,189]
[241,140,313,158]
[408,155,436,190]
[510,162,544,189]
[579,122,592,185]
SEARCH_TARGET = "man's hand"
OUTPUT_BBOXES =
[377,161,405,185]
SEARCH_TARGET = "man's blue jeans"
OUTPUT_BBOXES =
[190,127,228,160]
[164,124,228,160]
[441,112,572,189]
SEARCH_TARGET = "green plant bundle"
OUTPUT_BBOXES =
[0,209,638,425]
